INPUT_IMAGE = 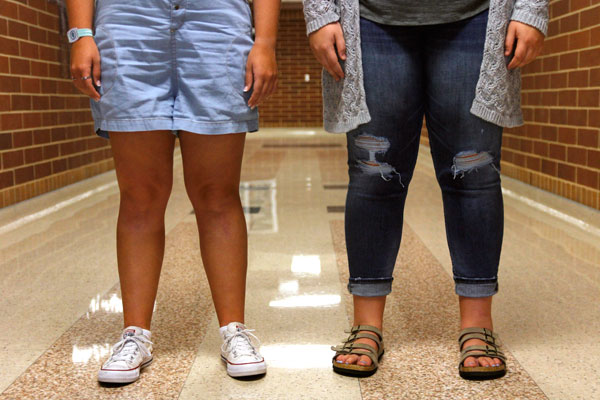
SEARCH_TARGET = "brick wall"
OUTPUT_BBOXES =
[501,0,599,210]
[0,0,113,208]
[259,3,323,127]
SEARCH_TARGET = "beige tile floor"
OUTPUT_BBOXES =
[0,128,598,399]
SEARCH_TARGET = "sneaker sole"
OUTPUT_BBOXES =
[98,357,153,384]
[221,356,266,377]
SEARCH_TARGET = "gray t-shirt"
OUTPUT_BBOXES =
[359,0,490,26]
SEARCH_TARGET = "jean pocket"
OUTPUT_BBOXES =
[225,30,254,106]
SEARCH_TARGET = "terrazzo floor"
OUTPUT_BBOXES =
[1,128,598,399]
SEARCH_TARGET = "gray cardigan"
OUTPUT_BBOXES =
[302,0,549,132]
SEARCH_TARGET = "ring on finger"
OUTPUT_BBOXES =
[81,76,91,80]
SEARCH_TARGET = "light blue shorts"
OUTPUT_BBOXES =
[90,0,258,138]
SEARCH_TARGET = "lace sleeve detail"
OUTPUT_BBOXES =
[511,0,549,35]
[302,0,340,35]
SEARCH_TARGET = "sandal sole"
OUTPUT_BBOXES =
[459,367,506,381]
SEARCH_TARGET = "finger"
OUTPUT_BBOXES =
[92,53,101,88]
[522,47,536,67]
[248,76,264,108]
[244,61,253,92]
[334,29,346,60]
[325,49,344,80]
[505,24,516,56]
[508,39,527,69]
[81,77,101,101]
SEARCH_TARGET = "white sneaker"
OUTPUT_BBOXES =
[220,322,266,377]
[98,326,153,383]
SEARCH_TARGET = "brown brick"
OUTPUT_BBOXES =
[580,5,600,29]
[20,77,40,93]
[541,159,557,176]
[541,125,558,141]
[578,89,599,107]
[577,167,599,189]
[559,13,579,34]
[11,94,31,110]
[533,108,549,123]
[8,20,28,40]
[590,109,599,127]
[533,141,548,157]
[30,61,48,76]
[12,130,32,147]
[0,55,8,73]
[14,165,34,184]
[558,89,577,106]
[10,58,31,76]
[569,70,589,87]
[541,91,558,106]
[31,95,49,110]
[550,108,568,124]
[588,149,600,169]
[568,30,591,50]
[0,1,19,19]
[550,0,570,18]
[28,26,47,44]
[33,128,51,144]
[0,132,11,150]
[578,128,599,147]
[542,55,559,72]
[22,112,42,128]
[24,146,43,163]
[591,68,600,86]
[34,161,52,179]
[2,149,24,168]
[0,75,21,92]
[551,72,568,89]
[42,143,59,159]
[18,5,37,24]
[19,41,39,59]
[0,113,22,130]
[567,109,588,126]
[571,0,591,12]
[580,48,600,68]
[0,36,19,56]
[549,143,567,160]
[557,162,575,180]
[568,146,587,165]
[0,170,13,189]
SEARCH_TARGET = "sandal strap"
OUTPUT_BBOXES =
[344,325,383,341]
[341,332,382,350]
[458,328,499,348]
[332,342,378,355]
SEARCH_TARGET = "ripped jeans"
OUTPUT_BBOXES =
[346,10,503,298]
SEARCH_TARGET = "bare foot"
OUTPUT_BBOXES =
[335,331,379,366]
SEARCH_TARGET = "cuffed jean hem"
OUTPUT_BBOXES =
[347,278,393,297]
[455,281,498,298]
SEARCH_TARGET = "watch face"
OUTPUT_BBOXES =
[68,29,78,42]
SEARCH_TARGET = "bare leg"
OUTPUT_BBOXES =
[336,295,386,366]
[178,131,247,326]
[110,130,176,330]
[460,296,502,367]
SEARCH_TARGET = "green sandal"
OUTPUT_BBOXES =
[459,327,507,380]
[331,325,384,377]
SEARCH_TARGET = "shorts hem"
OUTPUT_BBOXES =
[94,118,259,139]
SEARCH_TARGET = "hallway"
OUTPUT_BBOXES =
[1,129,598,399]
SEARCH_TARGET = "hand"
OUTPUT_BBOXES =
[505,21,544,70]
[308,22,346,81]
[245,41,278,109]
[70,36,101,101]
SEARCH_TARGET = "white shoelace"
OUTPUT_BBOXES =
[108,334,153,365]
[221,328,261,358]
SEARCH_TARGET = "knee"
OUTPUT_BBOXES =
[439,150,501,191]
[119,179,172,216]
[188,184,240,215]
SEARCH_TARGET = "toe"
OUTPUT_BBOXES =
[464,356,478,367]
[478,357,491,367]
[336,354,346,363]
[346,355,359,365]
[492,357,502,367]
[357,355,372,366]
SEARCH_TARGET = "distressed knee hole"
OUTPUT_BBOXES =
[451,150,499,179]
[354,134,404,185]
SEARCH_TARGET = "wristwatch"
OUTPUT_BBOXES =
[67,28,93,43]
